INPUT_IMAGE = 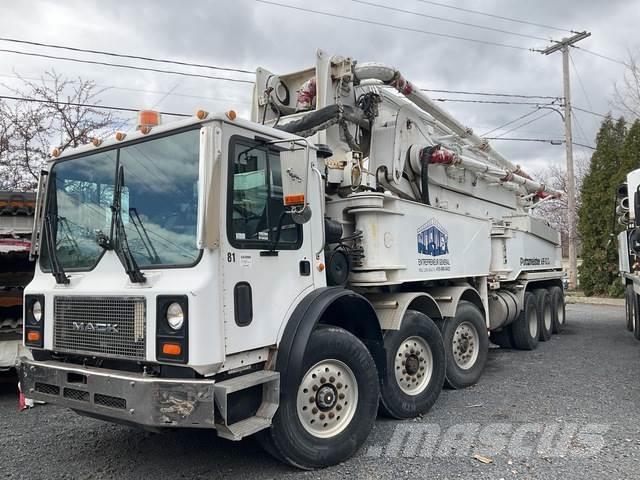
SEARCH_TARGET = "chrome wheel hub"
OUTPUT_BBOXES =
[452,321,480,370]
[394,336,433,395]
[296,359,358,438]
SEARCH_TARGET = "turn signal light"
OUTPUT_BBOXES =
[284,194,305,206]
[162,343,182,356]
[138,110,161,130]
[27,331,41,342]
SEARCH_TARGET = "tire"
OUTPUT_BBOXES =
[438,301,489,389]
[533,289,553,341]
[634,293,640,341]
[549,286,566,334]
[489,329,513,349]
[510,292,539,350]
[257,325,379,469]
[379,310,445,419]
[625,284,634,332]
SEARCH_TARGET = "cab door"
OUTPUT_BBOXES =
[220,129,319,355]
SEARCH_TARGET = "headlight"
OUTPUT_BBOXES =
[32,300,43,322]
[166,302,184,330]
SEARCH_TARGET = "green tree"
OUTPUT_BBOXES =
[578,116,627,296]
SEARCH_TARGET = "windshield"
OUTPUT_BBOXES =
[41,128,201,271]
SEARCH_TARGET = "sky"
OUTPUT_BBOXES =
[0,0,638,173]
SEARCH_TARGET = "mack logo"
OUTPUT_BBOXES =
[72,322,119,334]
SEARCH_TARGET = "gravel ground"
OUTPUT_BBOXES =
[1,304,638,479]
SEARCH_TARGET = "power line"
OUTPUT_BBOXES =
[0,94,190,117]
[0,72,252,105]
[493,109,555,138]
[571,45,628,67]
[572,105,609,119]
[350,0,555,42]
[432,98,548,105]
[480,107,543,136]
[254,0,531,50]
[421,88,561,100]
[568,53,595,112]
[0,49,254,84]
[486,136,595,149]
[0,37,255,75]
[413,0,574,34]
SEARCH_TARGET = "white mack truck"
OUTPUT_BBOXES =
[617,170,640,337]
[20,51,565,469]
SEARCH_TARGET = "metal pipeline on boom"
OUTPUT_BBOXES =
[415,145,561,198]
[353,62,562,198]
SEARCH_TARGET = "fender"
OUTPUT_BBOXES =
[276,287,385,395]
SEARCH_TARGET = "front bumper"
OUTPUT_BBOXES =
[19,358,216,429]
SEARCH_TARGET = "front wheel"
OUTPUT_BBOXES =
[258,325,380,469]
[379,310,446,419]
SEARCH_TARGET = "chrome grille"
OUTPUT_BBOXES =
[54,296,146,360]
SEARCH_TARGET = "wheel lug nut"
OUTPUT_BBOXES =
[312,407,318,414]
[329,376,335,383]
[312,385,318,391]
[336,383,343,389]
[319,413,326,420]
[309,397,315,403]
[339,393,345,400]
[328,412,335,419]
[336,405,342,411]
[320,377,326,384]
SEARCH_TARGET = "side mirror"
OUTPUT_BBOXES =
[280,145,311,224]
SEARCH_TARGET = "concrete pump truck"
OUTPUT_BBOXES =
[617,169,640,337]
[19,51,565,468]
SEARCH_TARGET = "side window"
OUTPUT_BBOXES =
[229,138,301,249]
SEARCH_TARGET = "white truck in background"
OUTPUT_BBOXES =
[0,192,35,370]
[617,170,640,338]
[20,51,565,469]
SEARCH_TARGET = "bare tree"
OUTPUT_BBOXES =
[0,70,125,191]
[613,52,640,120]
[533,156,589,256]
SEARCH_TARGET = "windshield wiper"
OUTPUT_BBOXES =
[129,207,161,264]
[44,213,70,285]
[111,165,146,283]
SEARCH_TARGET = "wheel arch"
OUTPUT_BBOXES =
[276,287,385,394]
[366,292,443,331]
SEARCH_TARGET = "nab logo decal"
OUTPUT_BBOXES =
[417,218,449,257]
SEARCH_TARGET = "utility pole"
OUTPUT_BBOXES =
[539,31,591,291]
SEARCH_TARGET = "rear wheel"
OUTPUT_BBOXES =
[258,325,380,469]
[634,294,640,341]
[625,284,635,332]
[534,289,553,341]
[489,329,513,349]
[438,301,488,389]
[379,310,445,419]
[549,286,566,334]
[510,292,539,350]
